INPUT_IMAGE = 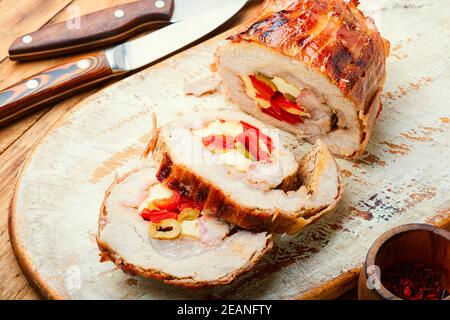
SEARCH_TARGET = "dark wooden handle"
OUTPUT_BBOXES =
[0,51,118,126]
[9,0,174,61]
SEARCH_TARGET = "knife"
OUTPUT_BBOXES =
[0,1,248,127]
[9,0,226,61]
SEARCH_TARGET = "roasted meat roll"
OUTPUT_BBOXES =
[216,0,389,158]
[153,110,342,234]
[97,166,272,288]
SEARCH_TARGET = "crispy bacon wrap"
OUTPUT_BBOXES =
[216,0,389,158]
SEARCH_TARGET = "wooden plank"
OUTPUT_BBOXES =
[0,0,72,61]
[45,0,133,28]
[0,94,95,299]
[0,0,71,153]
[296,268,361,300]
[0,0,261,300]
[0,0,132,154]
[6,0,450,299]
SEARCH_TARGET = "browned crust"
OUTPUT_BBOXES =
[224,0,389,159]
[96,237,272,289]
[229,0,389,109]
[153,139,343,235]
[355,88,383,158]
[96,169,273,289]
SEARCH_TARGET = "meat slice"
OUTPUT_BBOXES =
[153,110,343,234]
[184,75,222,97]
[216,0,389,159]
[199,215,230,244]
[96,167,272,288]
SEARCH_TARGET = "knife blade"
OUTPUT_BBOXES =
[9,0,234,61]
[0,1,248,127]
[105,1,248,71]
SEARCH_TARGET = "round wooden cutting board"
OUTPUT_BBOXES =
[9,0,450,299]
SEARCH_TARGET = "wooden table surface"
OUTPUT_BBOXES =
[0,0,360,300]
[0,0,278,300]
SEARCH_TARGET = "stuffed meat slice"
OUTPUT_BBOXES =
[97,166,272,288]
[216,0,389,158]
[153,110,342,234]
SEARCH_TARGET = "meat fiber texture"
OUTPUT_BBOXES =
[153,110,343,235]
[96,166,272,288]
[217,0,389,159]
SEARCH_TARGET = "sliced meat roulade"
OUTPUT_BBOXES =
[153,110,343,234]
[216,0,389,159]
[97,166,272,288]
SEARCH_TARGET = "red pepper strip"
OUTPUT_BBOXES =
[235,133,252,159]
[141,209,178,223]
[240,121,274,152]
[261,105,287,122]
[271,92,306,114]
[266,102,300,125]
[235,131,271,162]
[270,93,304,124]
[201,135,234,151]
[247,128,271,162]
[249,75,275,100]
[267,93,293,122]
[249,75,305,125]
[152,191,181,211]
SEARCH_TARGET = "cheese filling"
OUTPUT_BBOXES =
[194,119,244,138]
[219,149,253,171]
[138,183,173,213]
[193,119,274,172]
[137,183,231,242]
[138,183,203,240]
[180,219,200,238]
[272,76,302,98]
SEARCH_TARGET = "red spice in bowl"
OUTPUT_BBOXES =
[358,224,450,300]
[382,262,448,300]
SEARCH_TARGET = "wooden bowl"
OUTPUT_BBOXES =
[358,223,450,300]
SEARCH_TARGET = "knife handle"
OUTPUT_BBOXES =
[9,0,175,61]
[0,51,121,126]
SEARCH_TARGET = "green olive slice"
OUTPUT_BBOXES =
[178,208,201,221]
[148,219,181,240]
